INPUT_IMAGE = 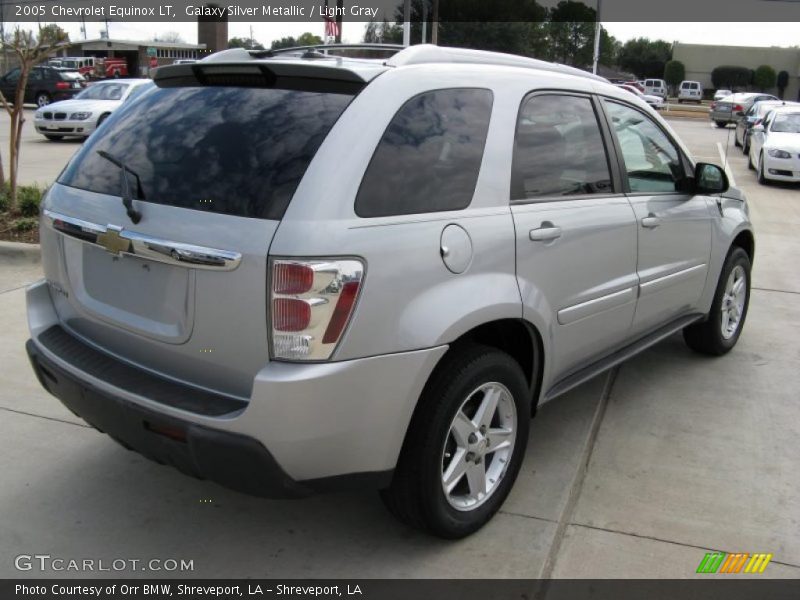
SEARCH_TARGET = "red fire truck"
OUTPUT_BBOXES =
[51,56,129,79]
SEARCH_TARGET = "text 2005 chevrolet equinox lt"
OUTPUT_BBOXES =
[26,44,754,538]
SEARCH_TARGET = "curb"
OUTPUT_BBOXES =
[0,241,41,263]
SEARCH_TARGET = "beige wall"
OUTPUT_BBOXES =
[673,43,800,101]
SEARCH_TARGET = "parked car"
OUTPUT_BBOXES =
[735,99,799,154]
[714,89,733,101]
[678,80,703,103]
[624,80,645,92]
[34,79,154,141]
[0,66,85,108]
[748,106,800,184]
[710,92,779,128]
[615,83,665,109]
[643,78,667,99]
[26,44,754,539]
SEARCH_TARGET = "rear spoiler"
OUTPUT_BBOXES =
[153,48,387,94]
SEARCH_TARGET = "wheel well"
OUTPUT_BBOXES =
[731,230,755,264]
[450,319,543,405]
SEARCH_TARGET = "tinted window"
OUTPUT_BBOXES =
[511,94,612,200]
[605,101,685,193]
[355,88,493,218]
[59,86,353,220]
[76,82,129,100]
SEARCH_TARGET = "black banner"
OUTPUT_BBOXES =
[3,0,800,23]
[4,579,800,600]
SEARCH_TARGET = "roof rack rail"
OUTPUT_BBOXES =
[250,43,406,59]
[386,44,607,82]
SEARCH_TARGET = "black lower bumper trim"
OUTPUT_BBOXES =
[26,338,392,498]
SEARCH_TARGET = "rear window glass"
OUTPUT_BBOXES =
[59,86,354,220]
[355,88,493,218]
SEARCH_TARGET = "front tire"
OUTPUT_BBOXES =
[381,344,531,538]
[683,247,751,356]
[757,153,769,185]
[715,121,727,128]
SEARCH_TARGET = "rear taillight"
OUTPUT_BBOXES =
[55,81,70,90]
[733,104,744,112]
[270,259,364,361]
[710,102,717,110]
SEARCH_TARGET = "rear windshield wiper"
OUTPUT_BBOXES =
[96,150,144,224]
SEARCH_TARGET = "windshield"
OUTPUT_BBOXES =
[771,114,800,133]
[59,85,354,220]
[76,82,129,100]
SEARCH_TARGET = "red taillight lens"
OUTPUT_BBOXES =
[733,104,743,112]
[273,298,311,332]
[322,281,360,344]
[273,262,314,294]
[710,102,717,110]
[55,81,70,90]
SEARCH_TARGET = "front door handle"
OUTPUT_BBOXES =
[529,225,562,242]
[641,215,661,229]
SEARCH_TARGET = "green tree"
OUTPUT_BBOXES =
[0,27,68,209]
[228,36,265,50]
[664,59,685,94]
[269,36,297,50]
[545,1,597,66]
[711,65,750,90]
[753,65,776,91]
[777,70,789,99]
[617,37,672,78]
[295,33,323,47]
[363,19,403,44]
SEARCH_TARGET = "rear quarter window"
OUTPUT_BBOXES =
[58,85,354,220]
[355,88,493,218]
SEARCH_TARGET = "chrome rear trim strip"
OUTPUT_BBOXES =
[43,209,242,271]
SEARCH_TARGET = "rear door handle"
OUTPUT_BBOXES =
[529,225,562,242]
[641,215,661,229]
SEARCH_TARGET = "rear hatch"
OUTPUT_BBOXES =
[41,68,359,399]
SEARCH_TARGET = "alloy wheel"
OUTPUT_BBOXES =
[721,265,747,340]
[440,382,517,511]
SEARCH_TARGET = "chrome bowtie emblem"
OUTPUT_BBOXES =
[96,225,131,256]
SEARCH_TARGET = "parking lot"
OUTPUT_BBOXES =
[0,116,798,579]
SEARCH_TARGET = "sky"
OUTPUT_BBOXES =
[13,21,800,49]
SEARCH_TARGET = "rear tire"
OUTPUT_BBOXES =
[715,121,727,128]
[35,92,51,108]
[683,247,751,356]
[380,344,531,539]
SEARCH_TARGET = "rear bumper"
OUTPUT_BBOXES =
[709,111,735,123]
[26,280,447,496]
[27,338,318,498]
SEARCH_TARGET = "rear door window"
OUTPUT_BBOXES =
[58,85,354,220]
[511,93,613,200]
[355,88,493,218]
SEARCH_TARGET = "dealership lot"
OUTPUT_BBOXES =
[0,116,798,578]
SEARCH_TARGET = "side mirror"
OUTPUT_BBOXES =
[695,163,729,195]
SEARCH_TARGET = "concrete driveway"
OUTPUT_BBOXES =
[0,118,798,579]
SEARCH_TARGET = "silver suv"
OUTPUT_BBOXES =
[26,44,754,538]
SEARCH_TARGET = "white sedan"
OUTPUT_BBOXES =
[615,84,665,110]
[34,79,153,141]
[748,106,800,184]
